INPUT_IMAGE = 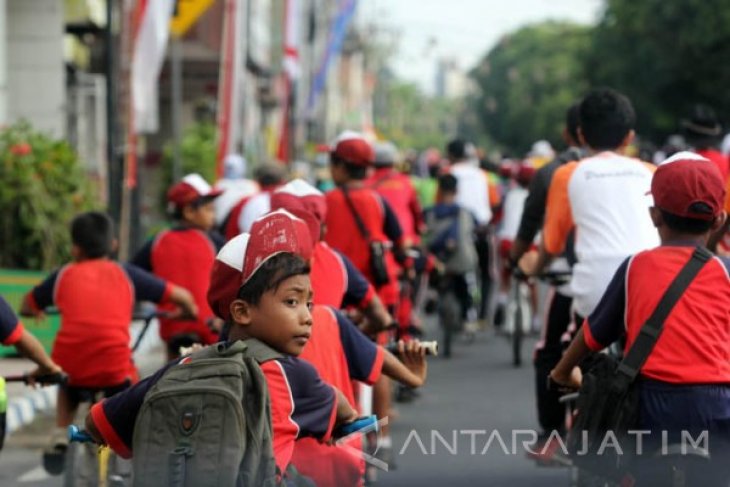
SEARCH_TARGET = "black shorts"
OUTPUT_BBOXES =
[63,380,131,404]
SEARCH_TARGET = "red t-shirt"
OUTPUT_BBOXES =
[28,261,171,387]
[368,168,423,244]
[584,245,730,384]
[310,242,375,309]
[324,187,401,305]
[147,229,220,344]
[291,306,384,487]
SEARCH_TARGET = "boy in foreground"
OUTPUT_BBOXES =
[86,210,361,483]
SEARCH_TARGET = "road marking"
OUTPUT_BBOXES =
[18,466,50,482]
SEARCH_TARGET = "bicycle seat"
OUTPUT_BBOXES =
[166,332,204,357]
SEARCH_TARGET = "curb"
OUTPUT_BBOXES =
[5,319,161,436]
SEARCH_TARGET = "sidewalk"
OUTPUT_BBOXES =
[2,319,167,435]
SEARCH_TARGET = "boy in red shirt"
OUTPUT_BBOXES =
[132,173,224,358]
[551,152,730,485]
[86,210,360,483]
[324,131,407,463]
[21,212,197,446]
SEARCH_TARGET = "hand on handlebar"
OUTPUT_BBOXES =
[548,367,582,392]
[396,340,428,387]
[27,363,65,388]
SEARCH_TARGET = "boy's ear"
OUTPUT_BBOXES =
[711,211,727,233]
[71,244,82,260]
[110,238,119,253]
[577,127,586,147]
[619,130,636,152]
[229,299,253,326]
[649,207,663,229]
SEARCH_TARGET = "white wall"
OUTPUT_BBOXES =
[6,0,65,136]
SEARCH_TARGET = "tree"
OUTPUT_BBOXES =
[0,122,95,270]
[374,70,460,151]
[468,21,591,155]
[587,0,730,141]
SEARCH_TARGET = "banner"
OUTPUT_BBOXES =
[306,0,358,117]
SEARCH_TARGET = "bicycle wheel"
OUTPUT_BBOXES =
[512,280,523,366]
[439,290,460,358]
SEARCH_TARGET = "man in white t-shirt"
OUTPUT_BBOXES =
[446,139,492,226]
[523,88,659,321]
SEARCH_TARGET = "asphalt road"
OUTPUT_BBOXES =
[0,325,572,486]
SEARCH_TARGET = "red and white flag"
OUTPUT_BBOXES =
[131,0,175,134]
[276,0,300,162]
[216,0,246,178]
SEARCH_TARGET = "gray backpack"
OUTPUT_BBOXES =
[131,339,282,487]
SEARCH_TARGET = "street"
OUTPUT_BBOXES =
[0,323,571,486]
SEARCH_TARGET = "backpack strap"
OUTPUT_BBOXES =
[188,339,283,363]
[616,246,712,381]
[341,186,372,242]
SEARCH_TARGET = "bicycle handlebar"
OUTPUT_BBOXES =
[333,415,379,439]
[3,372,68,385]
[67,425,94,444]
[512,269,572,285]
[558,392,579,404]
[385,340,439,357]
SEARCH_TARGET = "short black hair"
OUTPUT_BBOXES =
[71,211,115,258]
[660,208,714,235]
[331,157,368,180]
[237,252,310,306]
[170,195,216,220]
[579,88,635,150]
[446,139,467,160]
[566,102,581,144]
[438,174,458,193]
[254,164,287,187]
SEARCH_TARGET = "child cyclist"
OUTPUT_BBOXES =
[20,212,197,456]
[132,173,225,359]
[85,211,364,484]
[551,152,730,485]
[423,174,478,357]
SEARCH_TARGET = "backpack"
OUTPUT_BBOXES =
[131,339,282,487]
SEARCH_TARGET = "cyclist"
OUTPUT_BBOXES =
[0,295,61,380]
[132,173,224,359]
[423,174,478,357]
[551,152,730,486]
[496,161,538,331]
[324,131,405,464]
[522,88,659,327]
[20,212,197,456]
[87,210,361,484]
[508,103,583,443]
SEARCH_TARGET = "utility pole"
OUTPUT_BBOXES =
[171,37,183,182]
[105,0,121,225]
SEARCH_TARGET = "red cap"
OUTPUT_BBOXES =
[207,209,313,320]
[167,173,223,208]
[652,151,726,221]
[271,179,327,222]
[331,131,374,167]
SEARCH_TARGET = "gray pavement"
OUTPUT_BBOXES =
[0,322,573,486]
[377,326,571,486]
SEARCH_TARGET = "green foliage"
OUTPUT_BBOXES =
[375,79,461,151]
[0,121,96,270]
[468,21,591,155]
[587,0,730,140]
[160,121,218,207]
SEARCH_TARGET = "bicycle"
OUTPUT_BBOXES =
[43,308,170,486]
[509,270,572,367]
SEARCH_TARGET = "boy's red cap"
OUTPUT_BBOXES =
[271,179,327,223]
[207,209,313,320]
[652,151,726,221]
[167,173,223,208]
[331,131,374,167]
